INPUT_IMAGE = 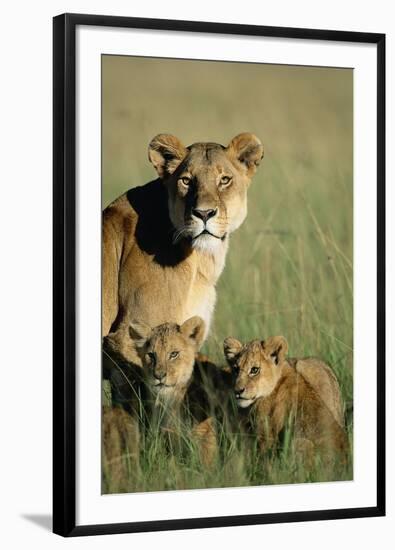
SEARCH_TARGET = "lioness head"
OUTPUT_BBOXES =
[131,316,205,401]
[148,133,264,253]
[224,336,289,408]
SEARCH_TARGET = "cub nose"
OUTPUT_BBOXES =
[154,370,166,381]
[235,387,245,398]
[192,208,218,223]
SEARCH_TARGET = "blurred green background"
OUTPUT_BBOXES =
[102,56,353,490]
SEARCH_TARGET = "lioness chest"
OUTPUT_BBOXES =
[118,242,222,337]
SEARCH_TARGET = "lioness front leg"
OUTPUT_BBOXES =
[102,213,121,337]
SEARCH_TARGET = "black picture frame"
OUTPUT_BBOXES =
[53,12,386,537]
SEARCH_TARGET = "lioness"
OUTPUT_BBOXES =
[129,316,231,466]
[223,336,349,467]
[103,133,264,359]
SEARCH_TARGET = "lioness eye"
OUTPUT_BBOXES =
[179,177,191,187]
[250,366,260,375]
[220,175,232,187]
[147,352,156,365]
[169,351,179,360]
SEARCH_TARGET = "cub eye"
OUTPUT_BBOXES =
[146,352,156,364]
[169,351,179,360]
[220,175,232,187]
[250,366,260,375]
[179,176,191,187]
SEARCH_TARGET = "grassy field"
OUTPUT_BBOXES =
[102,56,353,492]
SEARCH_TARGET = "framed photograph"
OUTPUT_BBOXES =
[53,13,385,537]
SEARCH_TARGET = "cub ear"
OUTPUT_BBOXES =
[148,134,187,178]
[129,320,152,348]
[223,337,243,364]
[262,336,288,366]
[180,316,205,350]
[227,133,264,177]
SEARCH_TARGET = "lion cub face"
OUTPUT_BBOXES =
[224,336,289,408]
[131,317,205,401]
[148,133,264,253]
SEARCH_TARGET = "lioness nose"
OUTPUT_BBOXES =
[154,370,166,381]
[235,387,245,398]
[192,208,218,223]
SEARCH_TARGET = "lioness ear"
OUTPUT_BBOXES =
[148,134,187,178]
[129,320,152,348]
[262,336,288,365]
[223,337,243,364]
[227,133,264,177]
[180,316,205,350]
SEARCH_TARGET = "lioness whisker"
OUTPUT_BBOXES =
[172,226,189,244]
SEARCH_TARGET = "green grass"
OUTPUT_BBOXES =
[102,56,353,492]
[102,382,352,494]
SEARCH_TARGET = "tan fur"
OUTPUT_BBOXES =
[132,316,205,405]
[102,406,140,493]
[295,358,344,428]
[133,316,220,466]
[191,417,217,467]
[102,134,264,358]
[224,336,348,467]
[104,317,227,466]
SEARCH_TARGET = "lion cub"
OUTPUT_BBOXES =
[224,335,349,468]
[102,405,140,493]
[130,316,222,465]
